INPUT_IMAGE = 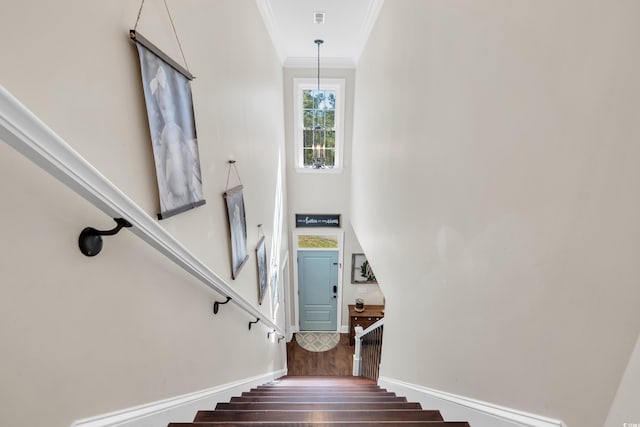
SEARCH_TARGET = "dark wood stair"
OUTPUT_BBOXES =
[168,375,470,426]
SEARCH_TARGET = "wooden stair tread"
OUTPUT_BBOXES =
[215,402,423,411]
[246,387,389,392]
[194,409,444,422]
[230,396,408,403]
[271,376,377,385]
[170,422,470,426]
[241,391,396,397]
[166,376,470,426]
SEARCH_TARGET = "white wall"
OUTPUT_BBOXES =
[351,1,640,426]
[0,1,287,426]
[605,332,640,427]
[282,66,384,329]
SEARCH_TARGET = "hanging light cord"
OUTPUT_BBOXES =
[316,39,322,94]
[314,39,323,160]
[132,0,191,74]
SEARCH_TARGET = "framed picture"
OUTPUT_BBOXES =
[132,31,206,220]
[351,253,377,284]
[256,236,268,305]
[223,185,249,279]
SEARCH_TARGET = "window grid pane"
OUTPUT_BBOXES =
[299,85,339,169]
[298,235,339,249]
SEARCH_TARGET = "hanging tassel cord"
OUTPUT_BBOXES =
[225,161,243,191]
[133,0,145,32]
[163,0,191,75]
[132,0,191,75]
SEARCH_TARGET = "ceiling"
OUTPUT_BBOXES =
[256,0,384,68]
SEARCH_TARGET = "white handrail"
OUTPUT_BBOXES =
[357,317,384,337]
[0,85,283,337]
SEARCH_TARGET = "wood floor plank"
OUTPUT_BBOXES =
[286,335,353,376]
[275,375,375,383]
[270,376,377,386]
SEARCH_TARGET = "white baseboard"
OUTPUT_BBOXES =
[378,377,567,427]
[340,325,349,334]
[71,369,287,427]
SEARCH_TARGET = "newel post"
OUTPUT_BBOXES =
[352,325,364,376]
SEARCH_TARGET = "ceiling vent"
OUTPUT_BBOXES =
[313,11,325,24]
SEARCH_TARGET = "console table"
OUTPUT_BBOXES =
[348,304,384,346]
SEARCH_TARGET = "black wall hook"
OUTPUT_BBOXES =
[213,296,232,315]
[79,218,132,257]
[248,318,260,330]
[267,330,275,339]
[278,336,285,343]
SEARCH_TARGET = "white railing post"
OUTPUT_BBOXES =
[352,326,364,376]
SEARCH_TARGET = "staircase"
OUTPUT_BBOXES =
[168,376,470,426]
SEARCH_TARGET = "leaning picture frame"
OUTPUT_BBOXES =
[131,31,206,220]
[223,185,249,279]
[256,236,268,305]
[351,253,377,284]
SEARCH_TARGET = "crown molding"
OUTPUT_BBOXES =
[354,0,385,65]
[255,0,286,64]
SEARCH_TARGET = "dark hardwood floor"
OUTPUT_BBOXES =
[286,333,353,376]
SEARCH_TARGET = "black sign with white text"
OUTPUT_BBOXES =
[295,214,341,228]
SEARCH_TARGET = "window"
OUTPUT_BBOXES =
[293,78,345,172]
[297,235,339,249]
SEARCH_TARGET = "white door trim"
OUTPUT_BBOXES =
[291,230,344,333]
[280,252,292,340]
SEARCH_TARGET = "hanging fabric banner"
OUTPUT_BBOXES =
[132,31,205,219]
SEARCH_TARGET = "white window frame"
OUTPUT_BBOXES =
[293,78,345,173]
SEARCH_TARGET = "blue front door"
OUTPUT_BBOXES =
[298,250,338,331]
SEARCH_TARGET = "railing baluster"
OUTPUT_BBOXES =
[353,319,384,381]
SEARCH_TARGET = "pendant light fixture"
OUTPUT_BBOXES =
[312,39,325,169]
